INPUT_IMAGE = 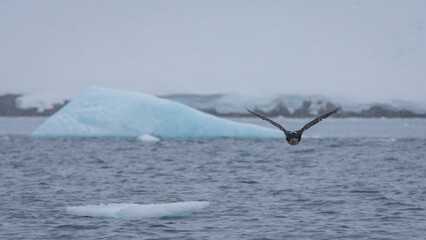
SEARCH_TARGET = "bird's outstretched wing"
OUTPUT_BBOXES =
[246,108,289,135]
[299,107,341,133]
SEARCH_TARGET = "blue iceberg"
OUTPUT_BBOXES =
[32,87,282,139]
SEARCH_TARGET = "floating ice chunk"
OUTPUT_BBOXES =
[32,87,282,139]
[138,134,160,142]
[66,201,209,219]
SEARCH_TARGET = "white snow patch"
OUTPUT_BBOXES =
[15,90,74,112]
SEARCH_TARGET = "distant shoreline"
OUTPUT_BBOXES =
[1,93,425,118]
[0,94,69,117]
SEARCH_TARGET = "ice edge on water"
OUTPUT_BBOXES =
[138,134,160,142]
[66,201,210,219]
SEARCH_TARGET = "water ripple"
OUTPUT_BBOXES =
[0,137,425,239]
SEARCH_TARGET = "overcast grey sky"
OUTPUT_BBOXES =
[1,0,426,103]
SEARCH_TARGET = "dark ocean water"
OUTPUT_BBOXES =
[0,118,425,239]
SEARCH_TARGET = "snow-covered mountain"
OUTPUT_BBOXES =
[0,93,68,116]
[162,94,426,118]
[2,91,425,118]
[162,94,335,117]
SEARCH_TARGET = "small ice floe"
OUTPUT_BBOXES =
[137,134,160,142]
[66,201,209,220]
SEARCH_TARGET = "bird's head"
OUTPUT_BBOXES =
[286,131,301,145]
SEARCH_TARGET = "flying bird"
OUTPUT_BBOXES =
[246,107,341,145]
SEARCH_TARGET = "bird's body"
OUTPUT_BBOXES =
[246,107,340,145]
[285,131,301,145]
